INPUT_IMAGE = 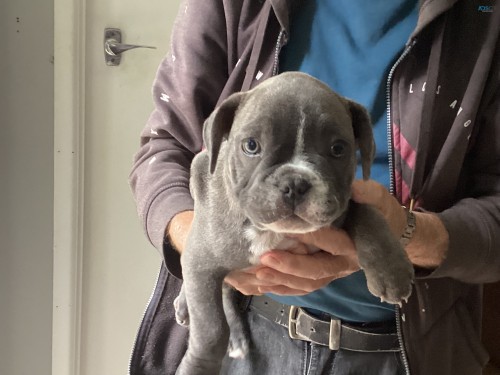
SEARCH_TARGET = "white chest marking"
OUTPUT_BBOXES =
[244,228,298,264]
[244,226,321,265]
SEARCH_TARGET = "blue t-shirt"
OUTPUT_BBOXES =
[270,0,418,323]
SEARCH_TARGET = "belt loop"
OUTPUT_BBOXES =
[329,318,341,350]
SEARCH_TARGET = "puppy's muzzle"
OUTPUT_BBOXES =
[279,176,312,207]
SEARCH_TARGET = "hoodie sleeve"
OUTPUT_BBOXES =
[129,0,229,278]
[430,84,500,284]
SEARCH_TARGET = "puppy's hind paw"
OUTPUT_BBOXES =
[173,295,190,327]
[228,338,249,359]
[228,347,246,359]
[228,332,249,359]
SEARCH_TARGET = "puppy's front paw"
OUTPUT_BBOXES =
[174,294,190,327]
[364,253,415,306]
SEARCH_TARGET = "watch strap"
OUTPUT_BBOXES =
[400,206,416,247]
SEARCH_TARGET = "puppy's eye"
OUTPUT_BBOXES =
[242,138,261,156]
[330,141,347,158]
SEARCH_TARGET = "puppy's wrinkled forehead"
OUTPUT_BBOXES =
[233,75,354,143]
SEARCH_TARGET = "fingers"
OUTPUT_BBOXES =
[224,250,359,296]
[247,231,360,295]
[224,268,275,296]
[256,267,335,295]
[351,179,386,208]
[256,251,359,295]
[225,230,361,297]
[290,227,356,257]
[258,251,359,289]
[226,267,322,296]
[257,285,317,296]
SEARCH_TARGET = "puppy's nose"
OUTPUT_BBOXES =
[280,177,312,206]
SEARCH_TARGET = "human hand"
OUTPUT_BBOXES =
[351,179,406,238]
[351,179,448,268]
[225,179,409,296]
[224,227,360,296]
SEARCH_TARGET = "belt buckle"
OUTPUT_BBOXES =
[329,318,341,350]
[288,305,341,351]
[288,305,301,340]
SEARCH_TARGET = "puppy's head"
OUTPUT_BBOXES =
[203,72,375,233]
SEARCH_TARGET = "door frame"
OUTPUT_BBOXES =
[53,0,86,374]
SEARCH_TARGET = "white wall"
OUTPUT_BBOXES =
[0,0,54,374]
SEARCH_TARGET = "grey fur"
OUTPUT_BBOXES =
[175,72,414,375]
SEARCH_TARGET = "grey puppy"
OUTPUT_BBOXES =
[174,72,414,375]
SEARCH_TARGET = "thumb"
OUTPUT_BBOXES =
[351,179,385,209]
[351,179,370,203]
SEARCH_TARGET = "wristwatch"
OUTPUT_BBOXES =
[400,206,416,247]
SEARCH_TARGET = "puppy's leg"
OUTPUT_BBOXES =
[344,202,415,305]
[174,285,189,327]
[176,257,229,375]
[223,285,249,359]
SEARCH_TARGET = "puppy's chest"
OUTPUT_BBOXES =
[244,227,318,265]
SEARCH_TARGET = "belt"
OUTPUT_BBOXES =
[248,295,400,352]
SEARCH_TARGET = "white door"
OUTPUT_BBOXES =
[53,1,181,374]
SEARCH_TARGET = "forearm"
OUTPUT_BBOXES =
[432,196,500,283]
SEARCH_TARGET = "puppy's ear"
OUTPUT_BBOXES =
[346,99,375,180]
[203,92,245,174]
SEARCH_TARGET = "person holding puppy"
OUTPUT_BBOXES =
[129,1,500,374]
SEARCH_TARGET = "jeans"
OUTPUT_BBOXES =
[220,310,405,375]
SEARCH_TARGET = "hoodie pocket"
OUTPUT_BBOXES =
[455,299,490,366]
[405,298,489,375]
[407,277,465,337]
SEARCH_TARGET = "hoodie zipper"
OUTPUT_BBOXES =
[386,40,416,375]
[128,264,163,375]
[272,30,286,76]
[396,306,411,375]
[386,39,417,196]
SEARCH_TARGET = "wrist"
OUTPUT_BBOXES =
[405,211,449,269]
[166,210,194,254]
[400,205,417,247]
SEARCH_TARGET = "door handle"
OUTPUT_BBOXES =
[104,28,156,66]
